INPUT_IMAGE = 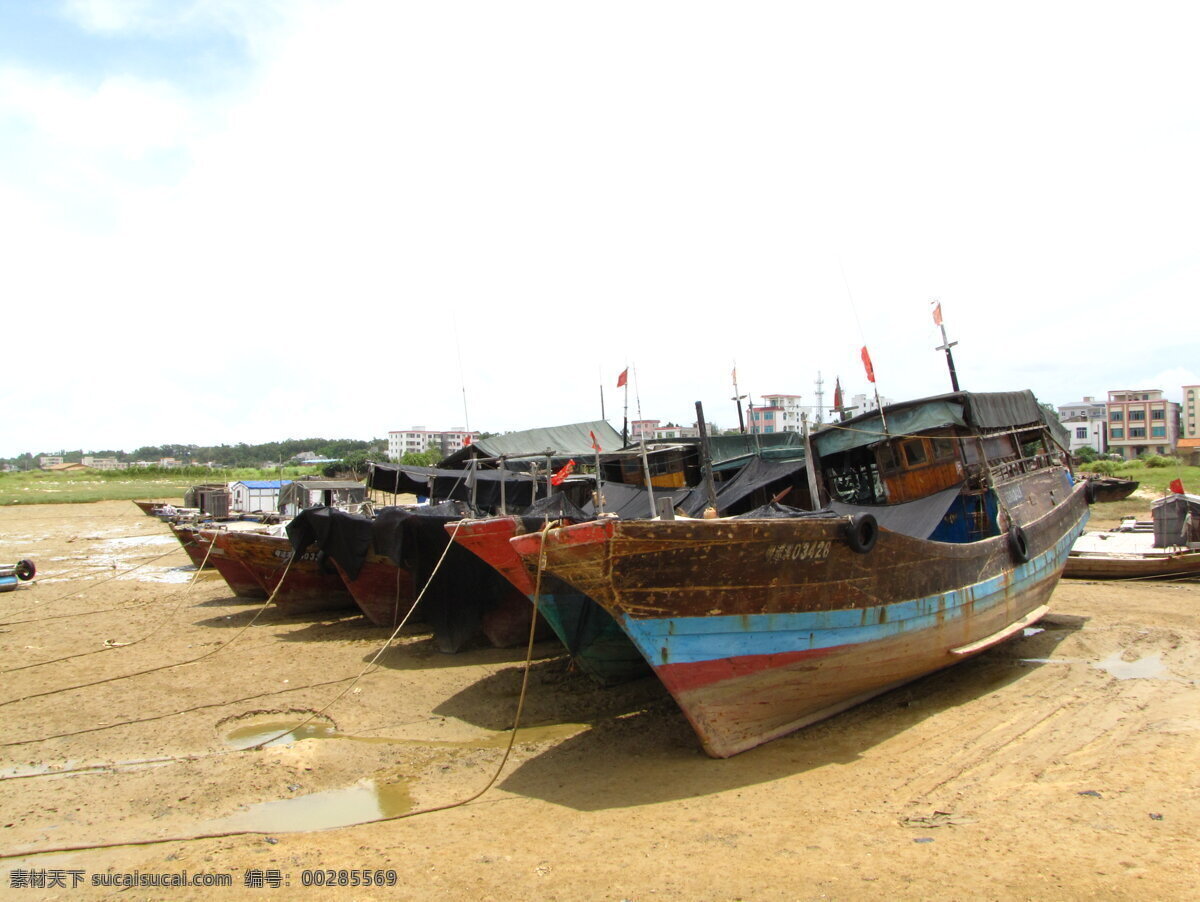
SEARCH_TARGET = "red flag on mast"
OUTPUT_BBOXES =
[551,460,576,486]
[861,346,876,383]
[590,430,602,453]
[616,368,628,388]
[1169,478,1186,494]
[932,301,943,326]
[833,377,843,411]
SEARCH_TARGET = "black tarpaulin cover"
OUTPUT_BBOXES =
[367,463,538,510]
[286,507,373,581]
[371,501,511,652]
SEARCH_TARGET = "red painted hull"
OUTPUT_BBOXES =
[200,529,270,599]
[221,531,357,616]
[331,556,417,628]
[168,523,215,569]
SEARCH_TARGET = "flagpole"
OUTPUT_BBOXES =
[932,300,961,392]
[632,366,656,517]
[731,365,746,433]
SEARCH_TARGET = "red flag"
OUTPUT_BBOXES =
[551,459,576,486]
[861,346,876,383]
[833,377,843,411]
[616,368,628,388]
[1169,478,1185,494]
[932,301,943,326]
[589,430,601,453]
[463,434,472,446]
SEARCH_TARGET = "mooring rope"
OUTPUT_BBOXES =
[0,520,556,860]
[0,552,297,710]
[0,545,189,625]
[2,529,223,673]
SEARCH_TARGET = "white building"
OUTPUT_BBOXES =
[230,480,291,513]
[1061,416,1108,455]
[82,456,123,470]
[1058,396,1107,421]
[387,427,478,461]
[849,393,892,414]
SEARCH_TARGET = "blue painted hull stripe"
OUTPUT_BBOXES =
[621,517,1085,665]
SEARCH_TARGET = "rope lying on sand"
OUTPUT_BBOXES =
[0,520,556,860]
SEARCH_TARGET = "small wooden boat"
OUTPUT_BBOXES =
[1066,493,1200,580]
[220,530,357,616]
[133,500,166,516]
[1085,476,1139,504]
[510,389,1090,757]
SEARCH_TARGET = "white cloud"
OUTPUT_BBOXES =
[2,1,1200,455]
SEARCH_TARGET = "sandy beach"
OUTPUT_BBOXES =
[1,500,1197,900]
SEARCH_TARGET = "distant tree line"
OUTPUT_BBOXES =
[2,438,388,470]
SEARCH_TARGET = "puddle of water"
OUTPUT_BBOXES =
[214,779,413,833]
[224,720,339,749]
[222,717,587,750]
[1092,652,1167,681]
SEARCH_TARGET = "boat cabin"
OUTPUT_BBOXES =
[812,390,1071,540]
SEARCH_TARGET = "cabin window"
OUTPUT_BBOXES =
[932,437,956,461]
[902,439,928,467]
[982,435,1016,460]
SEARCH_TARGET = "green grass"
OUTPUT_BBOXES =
[1080,461,1200,524]
[1080,461,1199,495]
[0,466,327,505]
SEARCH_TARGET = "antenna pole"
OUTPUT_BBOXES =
[932,300,961,392]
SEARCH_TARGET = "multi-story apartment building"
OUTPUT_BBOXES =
[387,427,478,461]
[1105,390,1180,460]
[38,456,64,468]
[1178,384,1199,464]
[747,394,805,434]
[1057,396,1109,455]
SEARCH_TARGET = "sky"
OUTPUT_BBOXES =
[1,0,1197,457]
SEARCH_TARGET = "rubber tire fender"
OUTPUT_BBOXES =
[15,559,36,581]
[843,513,878,554]
[1007,525,1029,564]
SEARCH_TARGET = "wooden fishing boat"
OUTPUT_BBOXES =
[133,499,167,516]
[510,390,1090,757]
[220,530,357,616]
[1084,476,1139,504]
[286,504,545,651]
[451,515,649,684]
[198,528,270,599]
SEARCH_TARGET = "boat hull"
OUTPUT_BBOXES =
[201,529,270,599]
[511,478,1089,757]
[168,523,216,570]
[331,555,417,628]
[1065,549,1200,580]
[221,531,357,616]
[452,517,649,684]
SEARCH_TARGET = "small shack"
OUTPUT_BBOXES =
[278,479,367,517]
[184,484,232,517]
[230,480,291,513]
